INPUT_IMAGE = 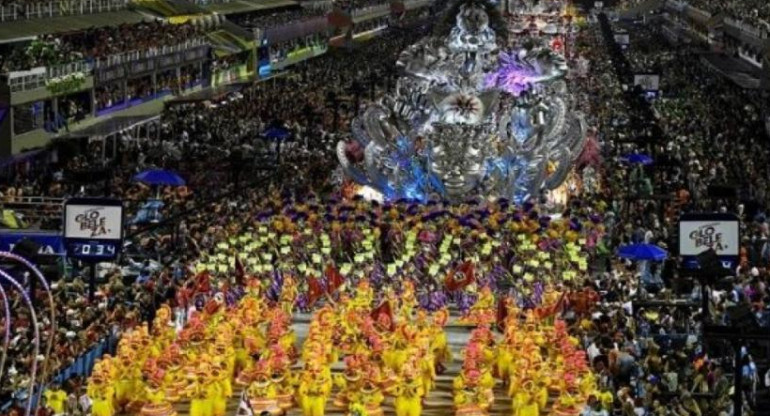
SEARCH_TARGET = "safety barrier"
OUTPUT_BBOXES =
[94,38,209,69]
[5,61,93,93]
[0,0,128,22]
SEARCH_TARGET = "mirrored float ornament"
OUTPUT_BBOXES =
[337,2,586,203]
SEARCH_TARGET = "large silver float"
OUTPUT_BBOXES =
[337,0,586,203]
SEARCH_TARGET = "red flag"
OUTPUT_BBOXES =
[204,293,224,315]
[444,261,475,291]
[371,300,394,332]
[325,263,345,294]
[307,276,324,306]
[193,271,211,295]
[234,255,245,285]
[536,292,568,320]
[496,297,509,331]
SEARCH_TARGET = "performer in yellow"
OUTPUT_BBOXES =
[160,345,186,404]
[236,322,267,386]
[533,376,549,411]
[88,372,115,416]
[399,281,417,320]
[43,384,67,415]
[390,365,424,416]
[453,369,489,416]
[384,325,415,375]
[140,362,177,416]
[188,366,213,416]
[349,374,384,416]
[279,275,298,314]
[246,363,281,416]
[151,305,176,351]
[351,279,374,310]
[271,366,296,412]
[430,309,452,373]
[333,370,361,409]
[298,361,332,416]
[496,340,514,384]
[114,351,142,411]
[209,364,227,416]
[416,342,436,397]
[513,381,539,416]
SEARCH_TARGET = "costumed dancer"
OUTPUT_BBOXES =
[140,359,177,416]
[333,355,365,410]
[390,364,424,416]
[266,344,295,412]
[298,361,332,416]
[353,372,385,416]
[453,369,489,416]
[430,309,452,374]
[88,359,115,416]
[245,361,281,416]
[115,346,143,412]
[187,365,213,416]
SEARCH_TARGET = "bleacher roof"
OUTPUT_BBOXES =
[205,0,297,15]
[0,10,147,43]
[55,115,158,139]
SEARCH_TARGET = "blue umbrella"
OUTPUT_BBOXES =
[621,154,653,165]
[133,169,186,186]
[263,126,292,141]
[617,243,668,261]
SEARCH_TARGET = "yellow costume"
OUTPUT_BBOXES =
[44,388,67,415]
[298,368,331,416]
[353,379,385,416]
[88,379,115,416]
[246,369,281,416]
[141,388,177,416]
[392,373,424,416]
[188,373,212,416]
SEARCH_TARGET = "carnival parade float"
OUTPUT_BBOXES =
[337,0,586,204]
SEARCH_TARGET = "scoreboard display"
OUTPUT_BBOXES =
[63,198,124,262]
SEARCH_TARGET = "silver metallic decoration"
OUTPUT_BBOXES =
[337,1,586,203]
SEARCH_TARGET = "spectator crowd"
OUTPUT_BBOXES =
[228,6,328,30]
[687,0,770,28]
[0,23,423,413]
[0,21,204,73]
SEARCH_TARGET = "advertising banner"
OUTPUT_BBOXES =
[679,213,740,269]
[0,231,65,256]
[64,205,123,240]
[633,74,660,91]
[63,198,124,262]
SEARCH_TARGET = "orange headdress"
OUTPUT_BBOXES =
[433,309,449,327]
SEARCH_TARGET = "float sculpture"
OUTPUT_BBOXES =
[337,0,586,203]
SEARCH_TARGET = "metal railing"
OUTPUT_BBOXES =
[685,4,711,19]
[1,196,64,229]
[404,0,432,9]
[6,61,94,93]
[4,196,65,206]
[724,17,768,39]
[350,3,389,18]
[4,39,208,93]
[665,0,687,12]
[187,0,231,5]
[94,38,209,69]
[0,0,128,22]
